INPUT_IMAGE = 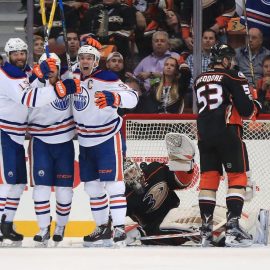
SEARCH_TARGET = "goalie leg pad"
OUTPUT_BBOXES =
[165,133,195,172]
[254,209,269,245]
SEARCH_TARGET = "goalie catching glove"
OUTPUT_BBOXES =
[33,58,57,80]
[55,79,80,98]
[95,91,121,109]
[165,133,195,172]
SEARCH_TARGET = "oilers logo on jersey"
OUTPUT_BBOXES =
[51,96,71,111]
[261,0,270,5]
[73,86,89,111]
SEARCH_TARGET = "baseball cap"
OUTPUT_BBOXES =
[106,52,123,62]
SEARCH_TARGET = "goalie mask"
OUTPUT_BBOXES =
[124,158,145,194]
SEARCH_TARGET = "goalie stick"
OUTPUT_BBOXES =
[139,220,226,241]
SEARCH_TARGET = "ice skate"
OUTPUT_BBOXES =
[83,223,112,247]
[113,225,127,247]
[200,223,213,247]
[33,224,51,247]
[1,215,23,247]
[53,225,65,244]
[225,217,253,247]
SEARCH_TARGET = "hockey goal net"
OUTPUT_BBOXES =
[122,114,270,216]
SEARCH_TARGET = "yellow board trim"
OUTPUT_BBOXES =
[14,221,96,237]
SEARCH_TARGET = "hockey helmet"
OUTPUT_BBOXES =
[210,43,235,64]
[39,52,61,69]
[4,38,28,57]
[78,45,100,63]
[123,158,145,194]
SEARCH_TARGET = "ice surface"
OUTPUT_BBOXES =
[0,238,269,270]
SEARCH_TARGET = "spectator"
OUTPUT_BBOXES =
[157,9,185,54]
[238,0,270,49]
[79,0,136,58]
[146,56,191,114]
[186,29,217,87]
[132,31,179,91]
[257,55,270,113]
[33,35,45,65]
[59,29,80,68]
[179,0,236,50]
[235,27,270,85]
[106,51,125,81]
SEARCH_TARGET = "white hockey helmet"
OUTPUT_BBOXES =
[78,45,101,63]
[39,52,61,69]
[4,38,28,58]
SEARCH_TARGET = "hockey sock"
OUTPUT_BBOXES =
[34,200,51,228]
[85,181,110,226]
[33,185,51,228]
[90,194,109,226]
[4,184,25,222]
[226,188,245,219]
[55,187,73,226]
[106,181,127,227]
[199,190,216,223]
[0,184,12,221]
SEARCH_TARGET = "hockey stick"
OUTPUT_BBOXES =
[241,0,256,86]
[58,0,73,78]
[40,0,57,58]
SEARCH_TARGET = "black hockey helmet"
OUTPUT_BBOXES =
[210,43,236,64]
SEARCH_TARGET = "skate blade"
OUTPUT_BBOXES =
[113,240,126,248]
[2,239,22,247]
[83,239,113,247]
[225,237,253,247]
[34,240,49,248]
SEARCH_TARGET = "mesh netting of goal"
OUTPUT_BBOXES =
[122,114,270,215]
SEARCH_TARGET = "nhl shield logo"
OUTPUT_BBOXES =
[73,86,89,111]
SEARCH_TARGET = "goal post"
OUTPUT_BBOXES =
[122,114,270,216]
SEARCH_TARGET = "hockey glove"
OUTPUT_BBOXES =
[86,37,102,50]
[55,79,80,98]
[95,91,121,109]
[33,58,57,80]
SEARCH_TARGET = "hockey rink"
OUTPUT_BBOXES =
[0,241,269,270]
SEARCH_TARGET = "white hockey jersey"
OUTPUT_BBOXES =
[28,79,75,144]
[0,63,59,145]
[72,69,138,147]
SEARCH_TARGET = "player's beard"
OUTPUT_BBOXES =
[10,58,27,70]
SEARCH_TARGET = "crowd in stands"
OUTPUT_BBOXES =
[3,0,270,114]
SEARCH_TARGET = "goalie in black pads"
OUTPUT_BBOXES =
[124,133,202,246]
[194,43,261,247]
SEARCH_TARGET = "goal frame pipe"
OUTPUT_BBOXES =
[122,113,270,140]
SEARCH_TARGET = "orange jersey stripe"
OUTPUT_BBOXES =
[28,121,75,132]
[77,126,113,134]
[116,132,124,181]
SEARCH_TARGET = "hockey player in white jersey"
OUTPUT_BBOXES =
[0,38,79,245]
[72,43,138,247]
[28,53,80,247]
